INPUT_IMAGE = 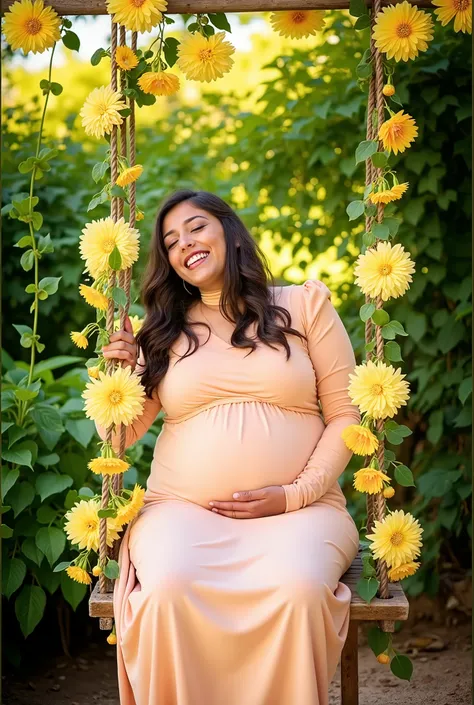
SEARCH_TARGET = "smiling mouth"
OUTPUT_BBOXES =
[185,252,210,269]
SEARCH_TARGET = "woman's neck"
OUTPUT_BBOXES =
[199,287,222,308]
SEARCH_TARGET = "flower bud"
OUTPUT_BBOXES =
[383,486,395,499]
[377,652,390,664]
[382,84,395,97]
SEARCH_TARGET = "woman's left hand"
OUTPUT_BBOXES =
[209,485,287,518]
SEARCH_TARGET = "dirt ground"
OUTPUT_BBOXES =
[3,614,472,704]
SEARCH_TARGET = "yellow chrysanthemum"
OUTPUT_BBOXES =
[432,0,472,33]
[80,216,140,279]
[369,183,409,205]
[373,1,434,62]
[114,314,143,336]
[106,0,167,32]
[79,284,109,311]
[367,510,423,568]
[2,0,61,55]
[82,365,146,428]
[138,71,180,96]
[383,486,395,499]
[116,45,139,70]
[348,360,410,420]
[388,560,420,581]
[64,499,121,552]
[70,331,88,349]
[354,241,415,301]
[342,424,379,456]
[379,110,418,155]
[88,457,130,476]
[176,31,235,83]
[66,565,92,585]
[353,467,391,494]
[116,165,143,188]
[269,10,326,38]
[80,85,127,140]
[115,485,145,527]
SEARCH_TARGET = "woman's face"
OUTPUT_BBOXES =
[162,201,227,292]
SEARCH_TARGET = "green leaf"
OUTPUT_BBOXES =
[104,559,120,579]
[384,341,402,362]
[3,557,26,599]
[92,160,109,183]
[38,276,61,295]
[346,200,365,221]
[208,12,232,31]
[35,527,66,567]
[371,309,390,326]
[367,626,390,656]
[22,538,44,566]
[15,235,32,248]
[354,14,371,29]
[15,584,46,637]
[98,508,117,518]
[37,453,60,468]
[355,140,378,164]
[53,561,72,573]
[1,468,19,500]
[390,654,413,681]
[33,355,83,376]
[2,445,33,470]
[112,286,128,307]
[349,0,367,16]
[36,473,73,502]
[418,468,463,499]
[65,419,95,448]
[360,303,375,322]
[163,36,180,67]
[20,249,35,272]
[356,576,379,603]
[394,464,415,487]
[60,571,87,611]
[62,30,80,51]
[459,377,472,404]
[383,217,401,237]
[372,222,390,240]
[7,481,35,517]
[29,403,64,450]
[381,321,408,340]
[31,211,43,231]
[371,152,388,168]
[363,231,376,248]
[36,505,58,524]
[109,245,122,271]
[91,47,107,66]
[1,524,13,538]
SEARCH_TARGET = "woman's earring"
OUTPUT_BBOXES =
[182,279,193,295]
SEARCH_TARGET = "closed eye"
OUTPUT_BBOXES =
[167,225,205,250]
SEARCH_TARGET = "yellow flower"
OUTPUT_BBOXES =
[88,366,101,380]
[116,45,139,70]
[366,509,423,568]
[107,632,117,645]
[342,424,379,456]
[432,0,472,33]
[115,485,145,527]
[116,165,143,188]
[138,71,180,96]
[64,499,121,552]
[377,653,391,664]
[88,456,130,476]
[80,216,140,279]
[114,314,143,336]
[379,110,418,155]
[82,365,146,428]
[70,331,88,349]
[79,284,109,311]
[373,1,434,61]
[369,183,409,205]
[176,31,235,83]
[354,241,415,301]
[383,486,395,499]
[2,0,61,55]
[136,210,145,221]
[269,10,326,38]
[66,565,92,585]
[353,467,391,494]
[388,560,420,581]
[106,0,167,32]
[348,360,410,420]
[80,85,127,140]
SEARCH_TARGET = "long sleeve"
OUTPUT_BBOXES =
[95,352,162,453]
[281,280,361,513]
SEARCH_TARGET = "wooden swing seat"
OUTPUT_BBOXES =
[89,546,409,705]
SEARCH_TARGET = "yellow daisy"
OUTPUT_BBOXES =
[80,85,127,140]
[379,110,418,155]
[114,314,144,336]
[354,241,415,301]
[373,1,434,62]
[106,0,167,32]
[2,0,61,55]
[115,485,145,527]
[66,565,92,585]
[82,365,146,428]
[269,10,326,38]
[64,499,121,552]
[176,31,235,83]
[80,216,140,279]
[116,165,143,188]
[342,424,379,456]
[138,71,180,96]
[348,360,410,420]
[383,486,395,499]
[88,366,101,380]
[353,467,391,494]
[116,45,139,70]
[88,457,130,476]
[432,0,472,33]
[70,331,88,349]
[79,284,109,311]
[388,560,420,581]
[369,183,409,205]
[367,509,423,568]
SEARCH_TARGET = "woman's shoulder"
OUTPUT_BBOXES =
[269,279,332,307]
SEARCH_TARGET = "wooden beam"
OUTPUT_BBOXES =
[0,0,435,15]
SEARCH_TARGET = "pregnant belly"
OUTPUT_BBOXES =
[146,401,325,508]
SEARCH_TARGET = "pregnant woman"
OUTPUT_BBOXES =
[96,189,361,705]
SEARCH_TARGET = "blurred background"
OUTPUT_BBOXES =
[2,9,471,704]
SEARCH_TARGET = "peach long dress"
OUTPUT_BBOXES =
[97,279,361,705]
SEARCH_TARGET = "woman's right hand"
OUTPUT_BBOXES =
[101,314,138,371]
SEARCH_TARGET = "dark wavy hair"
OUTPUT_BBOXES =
[136,189,307,398]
